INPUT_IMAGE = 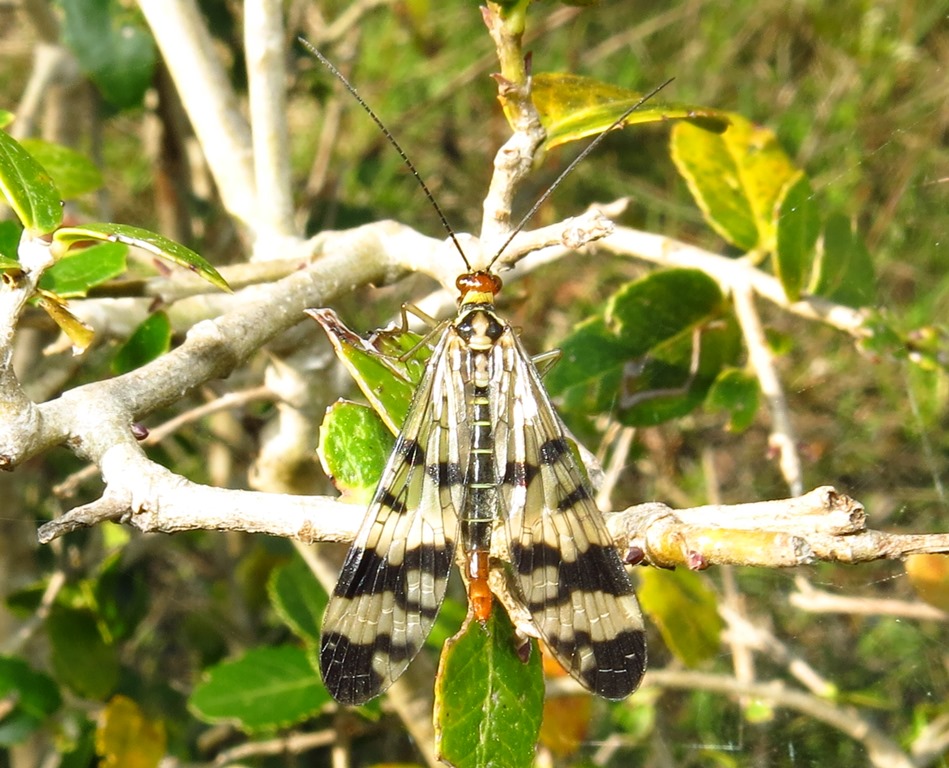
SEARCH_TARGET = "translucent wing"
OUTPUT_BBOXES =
[496,328,647,699]
[320,326,468,705]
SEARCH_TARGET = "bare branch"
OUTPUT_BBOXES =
[212,728,338,765]
[478,4,548,261]
[39,475,949,577]
[137,0,258,228]
[0,236,56,467]
[0,222,436,474]
[37,438,355,545]
[53,386,274,499]
[720,605,837,697]
[733,283,804,495]
[245,0,297,242]
[611,487,949,568]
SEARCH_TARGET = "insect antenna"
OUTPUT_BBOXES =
[299,38,473,271]
[486,77,675,271]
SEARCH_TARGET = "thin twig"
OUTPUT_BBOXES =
[147,385,275,445]
[731,282,803,495]
[594,424,636,510]
[910,713,949,767]
[789,577,948,622]
[314,0,392,46]
[10,43,78,141]
[704,446,759,708]
[719,605,837,697]
[212,727,339,765]
[551,669,914,768]
[0,569,66,654]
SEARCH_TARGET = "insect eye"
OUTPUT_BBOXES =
[484,315,504,340]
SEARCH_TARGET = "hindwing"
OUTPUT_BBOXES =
[495,327,647,699]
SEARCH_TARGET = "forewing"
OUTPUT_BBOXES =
[497,329,647,699]
[320,327,468,705]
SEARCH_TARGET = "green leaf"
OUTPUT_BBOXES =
[18,139,103,199]
[56,714,97,768]
[47,606,120,700]
[547,269,738,425]
[0,129,63,235]
[53,223,230,292]
[307,308,429,434]
[547,269,723,396]
[0,656,62,746]
[268,555,328,645]
[606,269,724,352]
[62,0,156,109]
[318,400,393,503]
[434,611,544,768]
[706,367,760,433]
[189,645,329,732]
[111,311,171,374]
[811,213,875,307]
[774,171,819,301]
[544,315,628,414]
[0,219,21,266]
[671,114,798,253]
[532,73,728,151]
[39,241,127,297]
[616,314,742,426]
[0,110,13,128]
[637,568,722,667]
[92,550,151,643]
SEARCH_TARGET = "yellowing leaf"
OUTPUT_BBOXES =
[637,567,722,667]
[34,291,94,354]
[905,554,949,613]
[532,72,728,151]
[96,695,166,768]
[538,692,592,757]
[671,113,798,253]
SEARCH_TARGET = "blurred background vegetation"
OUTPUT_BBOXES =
[0,0,947,766]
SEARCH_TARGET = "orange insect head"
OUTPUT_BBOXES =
[456,271,502,300]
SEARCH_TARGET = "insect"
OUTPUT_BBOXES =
[305,42,657,706]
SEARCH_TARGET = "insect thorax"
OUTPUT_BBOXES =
[454,306,505,354]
